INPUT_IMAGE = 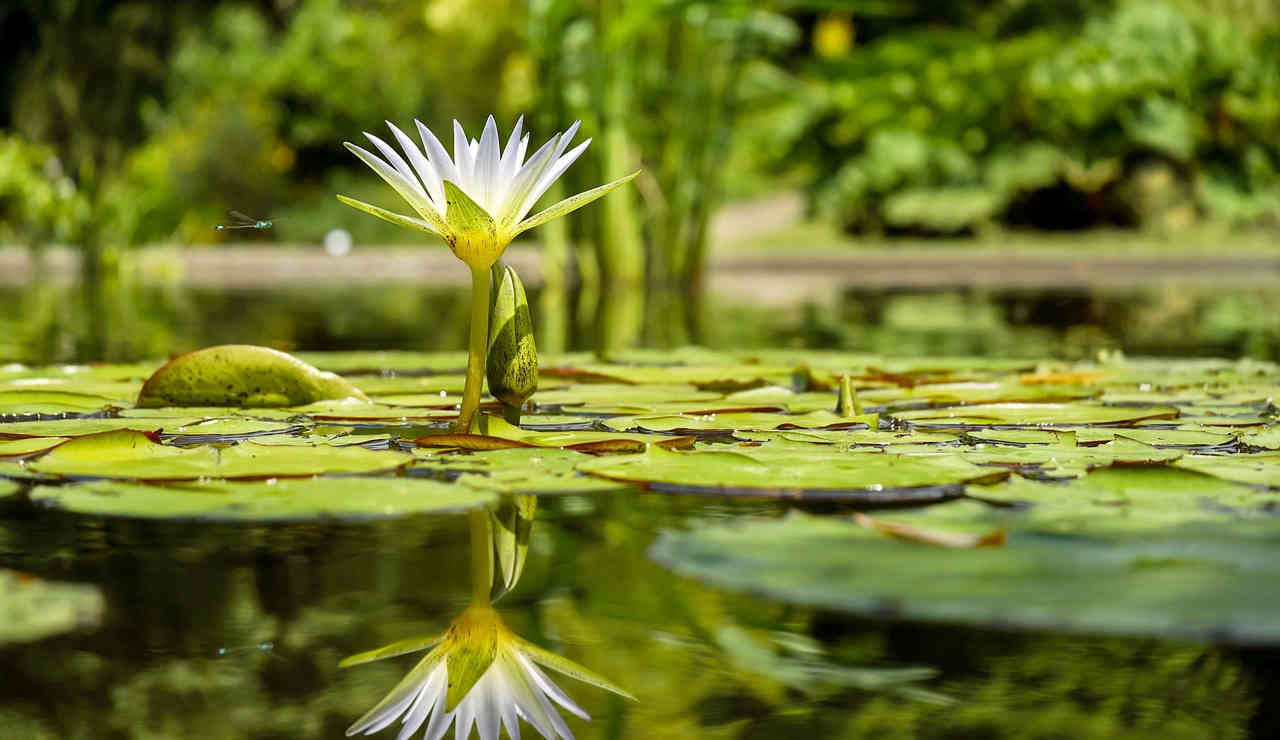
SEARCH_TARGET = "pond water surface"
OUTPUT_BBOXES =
[3,490,1277,739]
[2,280,1280,738]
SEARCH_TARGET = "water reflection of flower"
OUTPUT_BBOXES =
[345,502,633,739]
[346,603,631,740]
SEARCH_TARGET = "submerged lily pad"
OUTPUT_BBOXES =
[650,510,1280,643]
[0,569,104,645]
[30,477,493,521]
[136,345,369,408]
[27,429,411,480]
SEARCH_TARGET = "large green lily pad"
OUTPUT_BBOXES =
[0,569,105,645]
[30,477,493,520]
[27,430,411,480]
[416,448,635,495]
[579,445,1005,500]
[650,509,1280,642]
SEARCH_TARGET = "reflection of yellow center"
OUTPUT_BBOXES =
[447,603,511,646]
[814,14,855,59]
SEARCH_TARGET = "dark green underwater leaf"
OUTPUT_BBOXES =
[650,509,1280,642]
[0,569,104,645]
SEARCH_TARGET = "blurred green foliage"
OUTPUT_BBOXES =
[769,0,1280,234]
[3,0,1279,248]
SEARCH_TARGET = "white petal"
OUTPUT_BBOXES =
[519,653,589,721]
[416,119,460,184]
[423,687,453,740]
[499,116,526,184]
[355,680,423,735]
[475,675,500,740]
[344,142,441,224]
[496,134,561,222]
[398,668,445,740]
[475,115,501,211]
[453,120,475,187]
[364,132,427,199]
[515,139,591,223]
[551,121,581,161]
[388,120,445,209]
[503,656,559,739]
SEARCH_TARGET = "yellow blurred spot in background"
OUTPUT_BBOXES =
[813,13,854,59]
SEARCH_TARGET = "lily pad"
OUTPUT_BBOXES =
[417,449,634,495]
[579,445,1005,500]
[415,415,694,453]
[650,510,1280,642]
[0,569,104,645]
[541,363,793,390]
[27,430,412,480]
[29,477,493,521]
[136,345,369,408]
[0,417,200,439]
[0,389,119,415]
[0,478,18,498]
[1174,453,1280,488]
[0,437,69,458]
[600,411,874,434]
[894,403,1179,428]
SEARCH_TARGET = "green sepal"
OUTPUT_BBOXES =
[343,142,447,233]
[511,170,641,237]
[443,181,496,235]
[338,632,445,668]
[445,639,499,711]
[336,194,438,236]
[517,637,637,700]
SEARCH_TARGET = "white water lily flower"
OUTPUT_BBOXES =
[340,115,638,268]
[344,605,634,740]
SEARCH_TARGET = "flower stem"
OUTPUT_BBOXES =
[469,508,493,605]
[456,264,492,433]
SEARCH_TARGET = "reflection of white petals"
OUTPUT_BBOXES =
[351,650,589,740]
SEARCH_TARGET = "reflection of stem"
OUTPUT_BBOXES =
[502,403,522,426]
[469,508,493,605]
[456,265,492,433]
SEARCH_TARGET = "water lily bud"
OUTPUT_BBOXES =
[487,265,538,411]
[489,495,536,602]
[836,373,862,417]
